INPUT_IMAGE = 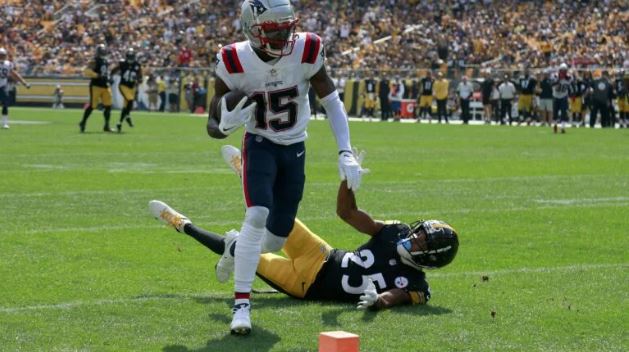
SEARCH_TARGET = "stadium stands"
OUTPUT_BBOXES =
[1,0,626,76]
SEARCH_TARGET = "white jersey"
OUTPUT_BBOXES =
[0,60,14,88]
[215,32,325,145]
[551,73,572,99]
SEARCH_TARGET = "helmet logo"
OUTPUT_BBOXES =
[249,0,267,15]
[394,276,409,289]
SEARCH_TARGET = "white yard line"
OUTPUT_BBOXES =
[0,263,624,314]
[535,197,629,205]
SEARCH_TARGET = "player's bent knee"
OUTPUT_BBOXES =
[261,231,286,253]
[244,206,269,228]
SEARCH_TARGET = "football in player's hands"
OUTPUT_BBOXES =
[214,90,253,122]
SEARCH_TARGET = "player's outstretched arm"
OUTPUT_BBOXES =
[356,280,417,310]
[336,180,382,236]
[11,69,30,88]
[310,66,364,191]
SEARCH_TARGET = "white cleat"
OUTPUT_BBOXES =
[148,200,190,232]
[2,124,9,129]
[215,229,238,283]
[221,145,242,177]
[230,302,252,335]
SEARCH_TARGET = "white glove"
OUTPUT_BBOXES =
[357,278,378,310]
[338,149,368,191]
[218,96,257,135]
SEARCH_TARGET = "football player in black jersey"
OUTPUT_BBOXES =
[79,44,114,133]
[149,146,459,310]
[112,48,142,132]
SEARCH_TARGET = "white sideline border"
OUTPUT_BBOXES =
[0,263,625,314]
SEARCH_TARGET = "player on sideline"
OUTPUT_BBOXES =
[206,0,363,335]
[79,44,114,133]
[0,48,31,129]
[111,48,142,133]
[149,146,458,312]
[551,63,572,134]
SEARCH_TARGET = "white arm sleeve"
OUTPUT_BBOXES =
[320,90,352,152]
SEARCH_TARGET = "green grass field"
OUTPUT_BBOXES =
[0,107,627,352]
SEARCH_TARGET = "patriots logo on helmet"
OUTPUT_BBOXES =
[249,0,267,15]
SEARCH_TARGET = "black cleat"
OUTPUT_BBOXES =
[126,117,134,127]
[79,122,86,133]
[104,126,114,133]
[116,123,122,133]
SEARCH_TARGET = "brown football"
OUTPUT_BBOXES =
[215,90,252,121]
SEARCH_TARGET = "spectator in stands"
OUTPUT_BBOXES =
[498,74,517,125]
[456,76,474,124]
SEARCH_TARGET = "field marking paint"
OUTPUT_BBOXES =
[535,197,629,205]
[0,263,625,314]
[5,120,51,125]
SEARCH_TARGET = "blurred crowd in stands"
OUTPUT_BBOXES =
[0,0,627,77]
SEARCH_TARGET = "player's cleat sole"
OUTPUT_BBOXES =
[221,145,243,177]
[230,303,252,336]
[148,200,190,232]
[216,229,238,283]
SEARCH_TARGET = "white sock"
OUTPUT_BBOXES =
[2,115,7,126]
[233,206,268,294]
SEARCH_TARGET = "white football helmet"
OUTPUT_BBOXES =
[0,48,7,60]
[240,0,299,57]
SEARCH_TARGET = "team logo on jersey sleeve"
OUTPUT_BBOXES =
[394,276,409,289]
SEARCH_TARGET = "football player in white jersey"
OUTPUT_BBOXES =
[0,48,31,129]
[551,63,573,134]
[206,0,364,335]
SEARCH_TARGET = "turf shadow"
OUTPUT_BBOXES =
[162,325,280,352]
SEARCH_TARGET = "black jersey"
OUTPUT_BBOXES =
[568,80,586,97]
[118,60,142,88]
[91,57,110,88]
[420,77,434,96]
[517,76,537,94]
[305,223,431,304]
[539,78,553,99]
[613,78,626,98]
